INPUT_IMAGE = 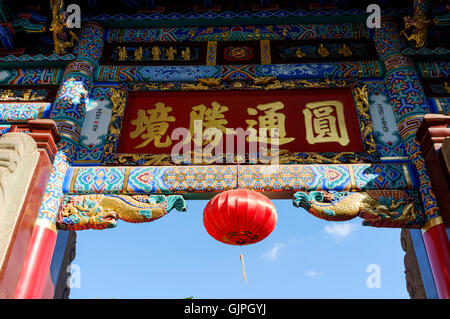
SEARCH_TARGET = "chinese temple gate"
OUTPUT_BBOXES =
[0,0,449,299]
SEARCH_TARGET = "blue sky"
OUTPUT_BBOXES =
[69,198,409,299]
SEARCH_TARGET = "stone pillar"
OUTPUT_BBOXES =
[373,17,449,298]
[401,228,427,299]
[0,133,39,298]
[0,120,59,298]
[13,23,105,299]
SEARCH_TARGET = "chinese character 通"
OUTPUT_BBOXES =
[246,101,295,146]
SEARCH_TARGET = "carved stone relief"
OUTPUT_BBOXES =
[0,133,39,273]
[401,228,427,299]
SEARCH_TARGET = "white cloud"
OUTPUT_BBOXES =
[262,243,287,261]
[305,270,324,279]
[288,237,306,245]
[324,223,357,240]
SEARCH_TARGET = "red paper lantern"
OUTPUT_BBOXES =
[203,189,278,246]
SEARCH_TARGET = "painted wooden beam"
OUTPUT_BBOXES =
[62,163,418,198]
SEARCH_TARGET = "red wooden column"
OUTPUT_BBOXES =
[417,114,450,299]
[0,120,59,298]
[12,22,106,299]
[12,121,62,299]
[13,223,58,299]
[421,218,450,298]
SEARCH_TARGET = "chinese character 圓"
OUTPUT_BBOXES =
[302,100,350,146]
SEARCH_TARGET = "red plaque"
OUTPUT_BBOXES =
[117,88,364,159]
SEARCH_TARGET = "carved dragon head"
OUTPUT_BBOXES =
[128,194,187,222]
[293,191,312,210]
[293,191,339,210]
[57,196,118,231]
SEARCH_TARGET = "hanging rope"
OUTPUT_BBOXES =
[240,253,248,283]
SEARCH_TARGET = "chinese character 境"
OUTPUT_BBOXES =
[129,102,176,148]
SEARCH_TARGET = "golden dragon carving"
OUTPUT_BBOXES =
[401,2,431,48]
[50,0,78,54]
[293,190,424,228]
[57,194,186,231]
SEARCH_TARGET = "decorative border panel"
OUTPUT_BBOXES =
[73,86,116,164]
[101,42,208,65]
[270,39,378,64]
[427,97,450,115]
[104,23,369,43]
[422,79,450,98]
[0,103,52,121]
[0,86,59,102]
[0,68,65,85]
[100,38,378,66]
[416,61,450,78]
[63,164,416,196]
[366,81,408,160]
[94,61,383,82]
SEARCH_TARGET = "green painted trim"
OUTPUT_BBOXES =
[434,14,450,26]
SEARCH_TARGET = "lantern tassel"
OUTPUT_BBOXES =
[240,253,248,283]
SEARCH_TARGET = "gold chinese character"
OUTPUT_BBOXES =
[317,44,330,58]
[165,47,177,61]
[130,102,176,148]
[181,47,191,61]
[295,48,306,58]
[445,81,450,93]
[186,102,234,146]
[338,44,352,57]
[151,46,161,60]
[134,46,143,61]
[246,101,295,145]
[117,46,128,61]
[0,89,14,100]
[303,100,349,146]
